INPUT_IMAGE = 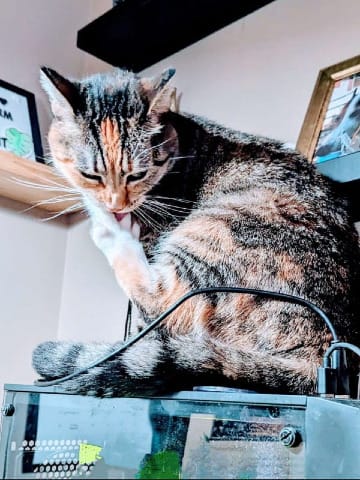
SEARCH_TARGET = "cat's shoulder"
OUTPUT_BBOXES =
[181,111,294,152]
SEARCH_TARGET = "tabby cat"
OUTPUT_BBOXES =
[33,67,360,397]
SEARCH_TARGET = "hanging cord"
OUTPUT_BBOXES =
[123,300,133,341]
[35,286,343,389]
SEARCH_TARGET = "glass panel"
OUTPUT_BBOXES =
[1,391,305,479]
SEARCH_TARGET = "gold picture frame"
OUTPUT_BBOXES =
[297,54,360,163]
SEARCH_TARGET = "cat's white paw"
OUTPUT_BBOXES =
[90,220,118,262]
[90,212,140,264]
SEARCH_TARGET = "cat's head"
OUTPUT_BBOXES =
[40,67,178,217]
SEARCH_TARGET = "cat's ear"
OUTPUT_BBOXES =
[40,67,80,116]
[140,68,176,114]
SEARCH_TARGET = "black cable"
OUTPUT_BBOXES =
[35,286,338,388]
[317,342,360,397]
[323,342,360,367]
[123,300,132,341]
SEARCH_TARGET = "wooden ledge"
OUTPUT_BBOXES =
[0,151,81,217]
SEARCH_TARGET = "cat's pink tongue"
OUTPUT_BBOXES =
[114,212,128,222]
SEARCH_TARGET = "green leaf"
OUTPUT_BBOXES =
[137,450,181,479]
[5,127,34,158]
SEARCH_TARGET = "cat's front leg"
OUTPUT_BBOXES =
[90,209,156,302]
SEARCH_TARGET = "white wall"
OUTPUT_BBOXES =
[0,0,111,151]
[143,0,360,145]
[0,207,67,393]
[58,219,128,342]
[0,0,111,402]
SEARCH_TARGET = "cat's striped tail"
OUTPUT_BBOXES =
[32,330,316,397]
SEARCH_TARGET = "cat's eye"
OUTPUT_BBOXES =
[126,171,147,183]
[79,170,102,182]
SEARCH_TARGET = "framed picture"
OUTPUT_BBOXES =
[297,55,360,183]
[0,79,43,162]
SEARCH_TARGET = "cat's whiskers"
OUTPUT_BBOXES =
[146,200,192,217]
[20,193,83,214]
[133,138,172,163]
[40,201,85,222]
[134,206,163,232]
[149,199,192,212]
[148,194,194,205]
[146,197,194,217]
[143,201,174,219]
[140,123,163,138]
[132,140,142,160]
[142,200,185,223]
[132,131,146,159]
[142,207,166,231]
[10,176,79,195]
[170,155,195,162]
[132,208,150,229]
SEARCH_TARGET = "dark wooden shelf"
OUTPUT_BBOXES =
[77,0,274,72]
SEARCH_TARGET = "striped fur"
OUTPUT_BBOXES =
[34,67,360,396]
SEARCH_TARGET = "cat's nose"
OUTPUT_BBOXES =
[106,204,125,213]
[105,193,125,211]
